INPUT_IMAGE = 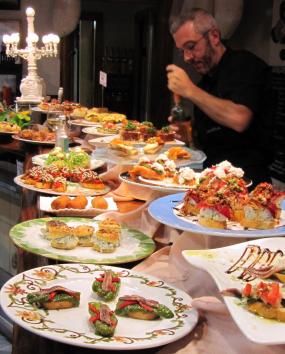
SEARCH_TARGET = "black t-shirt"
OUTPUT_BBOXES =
[192,48,272,184]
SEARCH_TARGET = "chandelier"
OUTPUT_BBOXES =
[2,7,60,104]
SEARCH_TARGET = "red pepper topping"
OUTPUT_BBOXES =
[118,300,137,309]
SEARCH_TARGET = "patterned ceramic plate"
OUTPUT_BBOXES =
[182,237,285,344]
[14,175,110,196]
[0,264,198,350]
[9,217,155,264]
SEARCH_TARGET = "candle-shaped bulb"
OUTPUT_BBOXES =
[3,34,11,44]
[26,7,35,16]
[10,33,20,43]
[29,33,39,43]
[42,35,49,44]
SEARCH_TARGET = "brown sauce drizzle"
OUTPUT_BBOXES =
[226,245,283,281]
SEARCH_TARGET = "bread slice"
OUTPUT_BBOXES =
[198,215,226,229]
[247,301,285,322]
[198,207,227,229]
[50,235,79,249]
[240,202,276,229]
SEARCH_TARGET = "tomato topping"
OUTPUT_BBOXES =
[256,282,281,307]
[242,283,252,297]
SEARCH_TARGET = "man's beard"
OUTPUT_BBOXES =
[187,39,216,75]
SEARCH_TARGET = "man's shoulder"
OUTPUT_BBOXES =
[225,48,268,69]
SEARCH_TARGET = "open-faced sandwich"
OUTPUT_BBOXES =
[44,220,79,249]
[92,219,121,253]
[73,224,94,246]
[88,302,118,337]
[109,138,138,156]
[92,270,121,301]
[143,137,164,155]
[27,286,80,310]
[239,182,285,230]
[115,295,174,320]
[222,281,285,322]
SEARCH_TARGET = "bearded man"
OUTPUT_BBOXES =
[167,8,273,186]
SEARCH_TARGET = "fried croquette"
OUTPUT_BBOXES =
[91,196,108,209]
[51,195,71,210]
[66,195,88,209]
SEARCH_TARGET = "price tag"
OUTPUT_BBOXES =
[99,71,107,87]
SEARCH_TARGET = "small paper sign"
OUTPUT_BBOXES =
[99,71,107,87]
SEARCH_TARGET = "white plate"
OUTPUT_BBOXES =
[148,193,285,238]
[70,119,101,127]
[31,107,62,114]
[182,237,285,345]
[119,173,189,194]
[92,146,206,168]
[0,263,198,350]
[139,176,195,189]
[14,175,110,197]
[13,134,56,145]
[88,134,186,148]
[82,126,119,136]
[40,196,117,216]
[32,153,105,170]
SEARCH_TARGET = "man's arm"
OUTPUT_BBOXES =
[166,64,252,132]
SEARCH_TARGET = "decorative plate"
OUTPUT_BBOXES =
[14,175,111,197]
[182,237,285,344]
[0,264,198,350]
[31,153,105,170]
[148,193,285,238]
[9,217,155,264]
[13,135,56,145]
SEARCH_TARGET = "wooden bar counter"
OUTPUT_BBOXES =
[0,138,165,354]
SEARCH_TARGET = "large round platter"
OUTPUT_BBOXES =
[13,134,56,145]
[148,192,285,238]
[92,146,206,167]
[0,263,198,350]
[14,175,110,196]
[88,134,186,148]
[70,119,101,127]
[82,126,119,136]
[182,237,285,344]
[9,217,155,264]
[120,172,189,193]
[31,107,62,114]
[0,130,19,135]
[32,153,105,170]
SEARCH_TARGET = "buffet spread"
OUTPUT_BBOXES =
[1,101,285,354]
